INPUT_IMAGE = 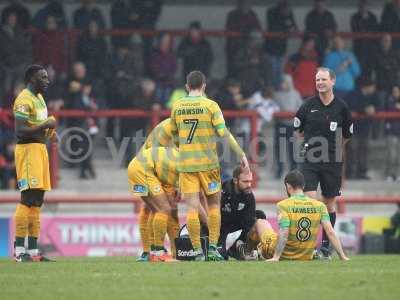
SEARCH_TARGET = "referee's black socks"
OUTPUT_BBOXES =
[322,212,337,249]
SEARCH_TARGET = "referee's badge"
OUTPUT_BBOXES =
[330,121,337,131]
[294,117,301,128]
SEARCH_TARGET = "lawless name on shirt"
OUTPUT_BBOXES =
[289,207,318,214]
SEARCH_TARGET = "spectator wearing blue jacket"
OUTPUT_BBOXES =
[324,35,361,98]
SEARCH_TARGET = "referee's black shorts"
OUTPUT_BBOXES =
[301,162,342,198]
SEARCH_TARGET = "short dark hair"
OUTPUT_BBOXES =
[189,21,201,30]
[226,78,240,88]
[317,67,336,81]
[24,64,45,84]
[284,170,305,189]
[233,165,243,179]
[302,34,315,45]
[186,70,206,90]
[255,209,266,220]
[358,76,375,87]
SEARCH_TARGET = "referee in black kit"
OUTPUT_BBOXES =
[294,67,353,258]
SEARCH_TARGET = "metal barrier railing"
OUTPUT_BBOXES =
[2,109,400,189]
[0,109,259,188]
[0,194,398,214]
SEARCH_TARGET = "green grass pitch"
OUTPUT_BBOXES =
[1,255,399,300]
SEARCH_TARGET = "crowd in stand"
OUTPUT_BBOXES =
[1,0,400,188]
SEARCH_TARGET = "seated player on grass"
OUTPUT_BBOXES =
[266,170,349,262]
[128,146,180,262]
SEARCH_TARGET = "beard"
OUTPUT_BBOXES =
[240,186,252,194]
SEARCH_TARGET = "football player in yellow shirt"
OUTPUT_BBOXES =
[266,170,349,262]
[140,118,176,150]
[170,70,249,261]
[128,146,180,262]
[13,65,57,262]
[135,118,180,262]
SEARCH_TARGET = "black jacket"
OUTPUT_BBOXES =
[265,4,297,56]
[218,180,256,248]
[350,11,379,65]
[381,3,400,33]
[177,36,213,78]
[372,48,400,91]
[345,90,378,137]
[76,33,109,80]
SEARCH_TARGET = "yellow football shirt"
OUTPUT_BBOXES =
[277,194,330,260]
[142,118,176,150]
[13,88,49,143]
[170,95,227,172]
[137,147,179,188]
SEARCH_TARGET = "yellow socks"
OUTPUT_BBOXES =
[138,207,151,253]
[152,212,169,248]
[27,207,41,254]
[147,212,155,248]
[14,204,30,255]
[208,207,221,245]
[187,210,201,249]
[167,214,180,257]
[15,204,30,241]
[28,207,41,238]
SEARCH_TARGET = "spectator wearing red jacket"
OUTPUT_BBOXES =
[285,36,318,99]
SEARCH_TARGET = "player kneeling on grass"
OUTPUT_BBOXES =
[266,170,349,262]
[128,147,180,262]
